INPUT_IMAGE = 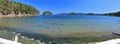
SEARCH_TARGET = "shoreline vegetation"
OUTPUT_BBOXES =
[0,0,40,17]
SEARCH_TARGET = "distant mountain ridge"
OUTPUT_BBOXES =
[57,12,120,17]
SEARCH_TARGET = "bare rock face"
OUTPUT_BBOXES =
[8,11,16,17]
[2,11,8,15]
[0,12,2,16]
[17,13,22,16]
[11,11,15,15]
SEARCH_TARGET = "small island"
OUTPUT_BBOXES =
[0,0,40,17]
[43,11,53,15]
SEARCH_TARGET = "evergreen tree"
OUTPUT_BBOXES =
[43,11,52,15]
[0,0,40,15]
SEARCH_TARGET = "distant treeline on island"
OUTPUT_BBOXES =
[42,11,120,17]
[55,11,120,17]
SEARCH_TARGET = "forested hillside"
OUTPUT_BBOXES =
[0,0,40,16]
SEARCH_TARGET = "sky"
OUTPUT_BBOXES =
[14,0,120,14]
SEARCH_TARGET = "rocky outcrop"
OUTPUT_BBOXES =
[8,11,16,17]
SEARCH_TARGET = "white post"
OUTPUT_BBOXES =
[14,35,18,42]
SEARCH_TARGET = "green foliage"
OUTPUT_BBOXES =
[87,13,96,15]
[103,11,120,16]
[0,0,40,15]
[43,11,52,15]
[69,12,77,15]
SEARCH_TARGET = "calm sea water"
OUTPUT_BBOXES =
[0,15,120,37]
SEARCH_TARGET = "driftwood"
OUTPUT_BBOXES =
[112,32,120,36]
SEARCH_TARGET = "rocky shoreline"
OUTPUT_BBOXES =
[0,11,39,18]
[0,14,39,18]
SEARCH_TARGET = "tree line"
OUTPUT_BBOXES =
[57,11,120,17]
[0,0,40,15]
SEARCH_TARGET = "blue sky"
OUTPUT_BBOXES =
[14,0,120,14]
